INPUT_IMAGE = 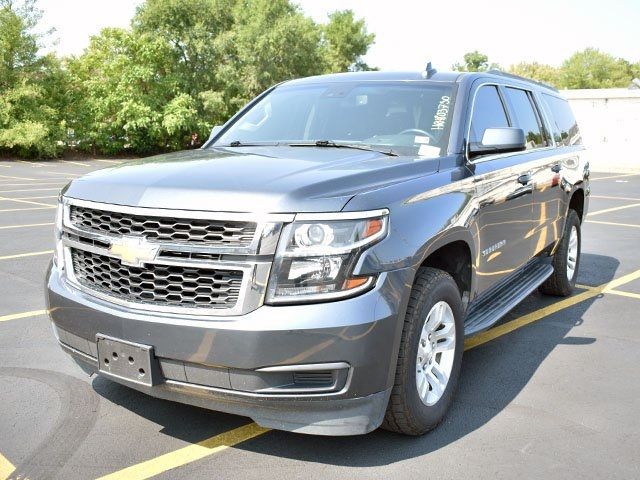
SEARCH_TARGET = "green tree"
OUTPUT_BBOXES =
[559,48,634,89]
[67,28,191,154]
[217,0,325,108]
[508,62,560,87]
[0,0,65,157]
[71,0,377,155]
[452,50,499,72]
[322,10,375,72]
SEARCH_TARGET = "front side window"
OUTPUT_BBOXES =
[213,82,455,157]
[469,85,509,145]
[504,87,546,149]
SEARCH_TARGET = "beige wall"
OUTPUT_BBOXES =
[562,88,640,172]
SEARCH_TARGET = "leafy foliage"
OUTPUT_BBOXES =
[2,1,640,159]
[67,0,375,155]
[452,50,500,72]
[559,48,636,89]
[0,0,65,157]
[322,10,375,72]
[508,62,560,87]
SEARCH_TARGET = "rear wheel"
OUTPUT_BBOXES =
[381,267,464,435]
[540,209,581,296]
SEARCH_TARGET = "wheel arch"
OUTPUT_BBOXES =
[568,187,585,223]
[416,229,475,305]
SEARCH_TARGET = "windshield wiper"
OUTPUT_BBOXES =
[215,140,279,147]
[288,140,398,157]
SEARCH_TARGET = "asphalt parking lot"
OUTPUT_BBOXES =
[1,158,639,480]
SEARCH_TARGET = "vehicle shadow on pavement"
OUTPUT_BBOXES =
[92,252,617,467]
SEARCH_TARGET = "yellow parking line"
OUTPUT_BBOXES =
[0,206,54,213]
[11,195,58,200]
[61,160,91,167]
[96,423,269,480]
[0,451,14,480]
[96,159,122,164]
[0,182,67,187]
[0,223,54,230]
[15,159,46,168]
[0,174,36,181]
[42,171,81,177]
[606,289,640,300]
[586,220,640,229]
[465,268,640,350]
[0,309,49,323]
[96,269,640,480]
[0,250,53,261]
[0,196,56,208]
[0,187,62,193]
[588,202,640,217]
[591,195,640,202]
[590,172,640,181]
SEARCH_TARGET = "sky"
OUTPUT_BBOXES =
[38,0,640,69]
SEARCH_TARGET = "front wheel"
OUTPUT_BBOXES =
[540,209,582,296]
[381,267,464,435]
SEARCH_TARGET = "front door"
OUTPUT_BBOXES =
[466,84,535,295]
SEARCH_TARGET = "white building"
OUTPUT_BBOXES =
[562,85,640,172]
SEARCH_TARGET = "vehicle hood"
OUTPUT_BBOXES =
[65,147,441,213]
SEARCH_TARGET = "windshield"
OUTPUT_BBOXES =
[213,82,455,157]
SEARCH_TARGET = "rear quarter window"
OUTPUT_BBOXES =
[541,94,582,146]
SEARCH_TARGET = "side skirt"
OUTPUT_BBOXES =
[464,259,554,337]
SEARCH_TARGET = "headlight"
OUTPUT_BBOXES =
[53,197,64,269]
[266,210,389,303]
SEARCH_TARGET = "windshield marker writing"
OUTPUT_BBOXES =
[431,96,450,131]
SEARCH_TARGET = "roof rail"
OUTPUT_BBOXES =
[486,69,558,92]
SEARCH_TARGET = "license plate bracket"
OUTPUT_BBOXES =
[96,335,160,386]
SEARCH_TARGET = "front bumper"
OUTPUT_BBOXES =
[46,262,413,435]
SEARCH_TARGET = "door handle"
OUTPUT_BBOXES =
[551,164,561,173]
[517,173,532,185]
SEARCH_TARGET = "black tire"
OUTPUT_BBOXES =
[381,267,464,436]
[540,209,581,296]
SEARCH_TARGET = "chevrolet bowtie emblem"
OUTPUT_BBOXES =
[109,236,160,266]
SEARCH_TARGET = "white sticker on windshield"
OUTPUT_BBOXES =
[414,135,430,144]
[418,145,440,157]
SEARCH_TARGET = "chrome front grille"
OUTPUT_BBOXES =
[60,198,293,317]
[71,248,243,309]
[69,205,256,246]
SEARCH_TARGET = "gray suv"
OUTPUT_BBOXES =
[46,69,588,436]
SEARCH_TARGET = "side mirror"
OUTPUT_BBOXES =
[208,125,223,142]
[469,127,526,158]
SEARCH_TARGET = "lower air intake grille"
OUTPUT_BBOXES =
[293,371,334,387]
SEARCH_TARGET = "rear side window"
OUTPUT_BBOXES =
[541,94,582,146]
[504,87,546,149]
[470,86,509,145]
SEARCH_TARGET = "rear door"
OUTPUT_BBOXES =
[502,87,560,256]
[538,91,585,225]
[467,83,535,295]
